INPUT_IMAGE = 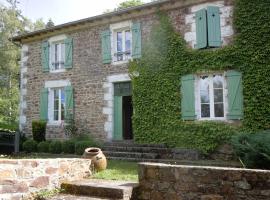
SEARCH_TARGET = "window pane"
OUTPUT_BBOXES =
[125,30,131,52]
[53,89,59,121]
[60,43,65,68]
[117,32,122,52]
[201,104,210,118]
[61,89,65,120]
[214,103,224,117]
[54,111,59,121]
[200,76,210,103]
[214,89,223,102]
[55,44,59,69]
[213,75,223,88]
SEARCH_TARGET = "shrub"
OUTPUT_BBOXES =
[32,120,47,142]
[75,141,96,155]
[62,140,75,154]
[49,141,62,154]
[23,139,37,153]
[37,141,50,153]
[231,130,270,169]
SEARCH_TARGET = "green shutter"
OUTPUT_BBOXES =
[195,9,207,49]
[207,6,222,47]
[132,22,142,59]
[101,30,111,64]
[181,74,196,120]
[65,85,74,119]
[226,70,243,120]
[64,38,73,69]
[113,96,123,140]
[40,88,48,121]
[41,41,49,72]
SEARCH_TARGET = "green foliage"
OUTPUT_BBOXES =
[0,122,18,132]
[129,0,270,153]
[117,0,144,10]
[37,141,50,153]
[22,139,37,153]
[75,140,97,155]
[62,140,75,154]
[231,131,270,169]
[32,120,47,142]
[64,114,77,137]
[49,141,62,154]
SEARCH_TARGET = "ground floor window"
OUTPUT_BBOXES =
[52,88,65,121]
[199,74,225,119]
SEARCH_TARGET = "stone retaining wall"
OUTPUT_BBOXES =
[138,163,270,200]
[0,158,91,200]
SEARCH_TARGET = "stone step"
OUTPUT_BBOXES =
[61,179,138,200]
[103,151,160,159]
[47,194,116,200]
[103,141,166,148]
[107,157,242,168]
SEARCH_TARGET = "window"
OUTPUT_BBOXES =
[114,29,131,62]
[50,41,65,71]
[199,74,225,119]
[195,6,221,49]
[52,88,65,122]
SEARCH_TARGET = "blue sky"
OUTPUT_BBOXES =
[0,0,151,25]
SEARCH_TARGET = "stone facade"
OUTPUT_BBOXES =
[138,163,270,200]
[0,158,91,200]
[19,0,234,140]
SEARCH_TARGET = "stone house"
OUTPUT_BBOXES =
[13,0,237,141]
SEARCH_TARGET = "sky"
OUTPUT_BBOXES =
[1,0,151,25]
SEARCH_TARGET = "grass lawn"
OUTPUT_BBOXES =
[93,160,138,181]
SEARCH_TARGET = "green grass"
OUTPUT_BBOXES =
[93,160,138,181]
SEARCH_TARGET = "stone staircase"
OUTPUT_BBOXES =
[47,179,138,200]
[102,140,241,168]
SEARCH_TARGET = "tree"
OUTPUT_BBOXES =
[46,18,54,28]
[117,0,144,10]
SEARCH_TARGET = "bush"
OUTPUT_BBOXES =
[62,140,75,154]
[231,130,270,169]
[49,141,62,154]
[75,141,96,155]
[32,120,47,142]
[37,141,50,153]
[23,139,37,153]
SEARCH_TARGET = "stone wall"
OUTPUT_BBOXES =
[20,0,234,140]
[138,163,270,200]
[0,158,91,200]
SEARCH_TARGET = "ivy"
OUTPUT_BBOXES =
[129,0,270,154]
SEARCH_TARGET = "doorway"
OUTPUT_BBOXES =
[113,82,133,140]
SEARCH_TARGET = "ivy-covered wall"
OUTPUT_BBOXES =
[129,0,270,154]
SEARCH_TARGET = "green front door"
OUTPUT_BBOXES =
[113,96,123,140]
[113,82,132,140]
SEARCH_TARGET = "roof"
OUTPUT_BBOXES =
[11,0,208,43]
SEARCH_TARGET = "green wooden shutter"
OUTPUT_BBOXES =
[65,86,74,119]
[64,38,73,69]
[181,74,196,120]
[41,41,50,72]
[195,9,207,49]
[101,30,111,64]
[113,96,123,140]
[207,6,222,47]
[132,22,142,59]
[226,70,243,120]
[40,88,48,121]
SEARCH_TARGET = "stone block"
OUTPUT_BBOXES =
[201,194,224,200]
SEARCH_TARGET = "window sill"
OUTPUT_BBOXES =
[47,121,64,126]
[112,60,130,66]
[49,69,67,73]
[197,118,226,121]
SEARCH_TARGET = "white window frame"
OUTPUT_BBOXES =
[45,80,70,125]
[110,21,132,65]
[195,73,228,121]
[48,34,67,73]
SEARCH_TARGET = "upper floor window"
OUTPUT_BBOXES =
[115,29,131,62]
[195,6,221,49]
[41,35,73,73]
[101,21,141,64]
[50,41,65,70]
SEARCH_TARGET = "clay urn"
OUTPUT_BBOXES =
[83,147,107,171]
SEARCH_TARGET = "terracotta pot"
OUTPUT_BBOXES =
[83,147,107,171]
